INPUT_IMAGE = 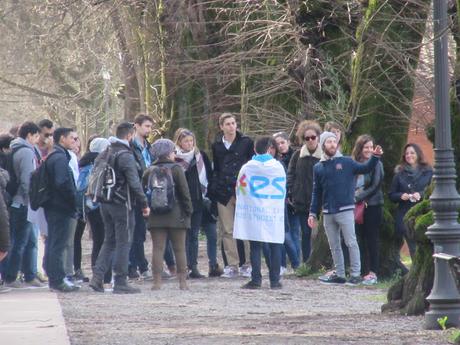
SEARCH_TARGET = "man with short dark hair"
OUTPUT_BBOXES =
[90,122,150,294]
[37,119,54,159]
[128,113,154,279]
[43,127,79,292]
[0,133,14,168]
[234,136,286,289]
[3,121,42,288]
[209,113,254,278]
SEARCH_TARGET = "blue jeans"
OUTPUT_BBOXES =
[202,219,217,267]
[44,208,75,288]
[129,206,149,273]
[186,211,202,268]
[291,211,311,262]
[288,211,301,259]
[282,208,300,269]
[4,205,37,283]
[250,241,282,285]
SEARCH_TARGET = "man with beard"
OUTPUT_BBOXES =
[129,114,154,280]
[308,131,383,286]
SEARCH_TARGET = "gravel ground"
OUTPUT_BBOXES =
[59,232,447,345]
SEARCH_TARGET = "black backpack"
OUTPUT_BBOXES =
[3,145,28,203]
[146,163,176,214]
[87,148,130,204]
[29,151,57,211]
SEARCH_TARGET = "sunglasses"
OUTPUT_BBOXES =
[304,135,317,141]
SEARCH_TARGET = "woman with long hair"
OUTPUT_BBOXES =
[173,128,222,278]
[389,143,433,263]
[351,135,384,285]
[286,120,322,263]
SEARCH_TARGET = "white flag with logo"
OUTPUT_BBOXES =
[233,157,286,244]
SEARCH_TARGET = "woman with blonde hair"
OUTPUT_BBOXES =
[173,128,223,278]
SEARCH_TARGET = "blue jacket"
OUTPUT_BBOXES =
[309,153,380,217]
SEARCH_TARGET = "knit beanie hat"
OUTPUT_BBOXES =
[151,138,175,159]
[89,137,110,153]
[319,131,337,149]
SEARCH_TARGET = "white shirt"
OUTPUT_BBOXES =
[222,136,232,150]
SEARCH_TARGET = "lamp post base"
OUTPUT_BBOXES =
[425,308,460,329]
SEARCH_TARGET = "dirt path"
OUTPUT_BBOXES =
[59,233,446,345]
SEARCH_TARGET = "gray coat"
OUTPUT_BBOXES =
[10,137,36,206]
[143,158,193,230]
[0,168,10,253]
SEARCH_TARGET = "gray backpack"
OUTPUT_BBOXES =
[147,163,176,214]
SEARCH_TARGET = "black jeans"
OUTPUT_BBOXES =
[93,203,134,284]
[44,208,75,288]
[73,218,86,271]
[250,241,282,285]
[87,208,112,284]
[355,205,382,275]
[128,206,149,273]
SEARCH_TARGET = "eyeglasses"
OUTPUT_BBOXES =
[304,135,317,141]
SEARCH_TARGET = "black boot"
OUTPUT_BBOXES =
[208,263,223,277]
[89,277,104,293]
[113,277,141,294]
[188,265,205,279]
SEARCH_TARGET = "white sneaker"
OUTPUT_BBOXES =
[280,266,287,276]
[239,264,252,278]
[222,266,239,278]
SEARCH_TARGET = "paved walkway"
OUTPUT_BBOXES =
[0,288,70,345]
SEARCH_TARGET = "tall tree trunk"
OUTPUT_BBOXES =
[112,6,141,121]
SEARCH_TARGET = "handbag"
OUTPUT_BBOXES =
[354,201,366,225]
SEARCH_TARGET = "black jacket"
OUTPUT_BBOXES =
[179,150,212,213]
[105,140,148,209]
[209,131,254,205]
[44,144,77,217]
[287,145,322,213]
[389,164,433,236]
[279,147,294,172]
[355,161,384,206]
[79,151,98,169]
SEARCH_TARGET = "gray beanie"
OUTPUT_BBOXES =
[319,131,337,149]
[152,138,175,159]
[89,137,110,153]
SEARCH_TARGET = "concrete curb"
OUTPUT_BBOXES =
[0,289,70,345]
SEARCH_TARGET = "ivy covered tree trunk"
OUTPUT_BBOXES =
[348,0,430,180]
[382,199,434,315]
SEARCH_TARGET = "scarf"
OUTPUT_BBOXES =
[175,147,208,195]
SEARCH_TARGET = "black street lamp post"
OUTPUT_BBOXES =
[425,0,460,329]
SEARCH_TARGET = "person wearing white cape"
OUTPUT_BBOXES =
[234,137,286,289]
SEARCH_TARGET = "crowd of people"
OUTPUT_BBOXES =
[0,112,433,293]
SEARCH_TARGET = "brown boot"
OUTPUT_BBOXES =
[178,273,189,290]
[151,273,162,290]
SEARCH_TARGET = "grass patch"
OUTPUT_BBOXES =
[401,254,412,270]
[295,263,327,278]
[365,294,387,303]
